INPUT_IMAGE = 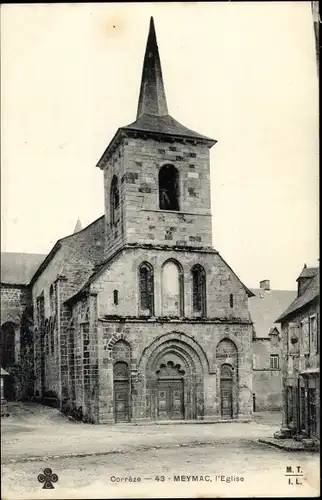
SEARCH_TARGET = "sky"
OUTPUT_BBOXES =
[0,2,319,290]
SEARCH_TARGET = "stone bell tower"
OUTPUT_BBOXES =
[97,17,217,259]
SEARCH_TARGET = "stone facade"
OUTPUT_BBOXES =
[102,137,212,257]
[252,333,282,411]
[249,281,296,411]
[62,245,254,423]
[1,17,256,424]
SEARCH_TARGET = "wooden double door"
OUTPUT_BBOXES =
[157,379,184,420]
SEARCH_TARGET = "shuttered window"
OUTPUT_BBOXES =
[309,315,317,353]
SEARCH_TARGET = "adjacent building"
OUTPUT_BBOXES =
[0,253,45,401]
[0,18,255,424]
[249,280,296,411]
[276,265,319,440]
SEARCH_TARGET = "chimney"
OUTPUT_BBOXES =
[259,279,270,291]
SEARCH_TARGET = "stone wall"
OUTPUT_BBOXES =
[252,336,282,411]
[68,294,99,423]
[31,216,104,316]
[1,285,31,327]
[92,247,251,321]
[31,217,104,401]
[0,284,33,400]
[96,321,253,423]
[101,136,213,257]
[103,147,126,258]
[252,370,282,411]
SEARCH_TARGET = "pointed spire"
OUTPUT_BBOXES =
[74,218,82,233]
[136,17,168,119]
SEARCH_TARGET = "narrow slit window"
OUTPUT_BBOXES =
[230,294,234,308]
[113,290,119,305]
[191,265,206,315]
[110,175,120,226]
[139,262,154,315]
[49,284,55,316]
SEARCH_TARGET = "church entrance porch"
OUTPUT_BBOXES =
[136,333,210,422]
[149,352,193,421]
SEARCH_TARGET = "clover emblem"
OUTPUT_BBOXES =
[37,468,59,489]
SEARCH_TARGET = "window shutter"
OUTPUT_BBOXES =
[310,316,317,352]
[301,319,310,354]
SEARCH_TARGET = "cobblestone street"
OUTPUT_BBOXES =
[1,403,320,498]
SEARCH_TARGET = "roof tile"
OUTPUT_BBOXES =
[1,253,46,285]
[123,114,216,144]
[249,288,297,337]
[276,273,319,322]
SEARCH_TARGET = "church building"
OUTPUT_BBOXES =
[1,18,255,423]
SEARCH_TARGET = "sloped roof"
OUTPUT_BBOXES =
[249,288,297,337]
[297,266,317,280]
[123,114,216,144]
[126,17,215,146]
[276,272,319,323]
[1,253,46,285]
[136,17,168,119]
[30,216,105,287]
[1,367,10,376]
[73,218,83,233]
[1,216,105,288]
[96,17,216,169]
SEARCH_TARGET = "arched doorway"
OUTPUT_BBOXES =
[156,360,185,420]
[140,333,209,421]
[220,364,233,419]
[113,361,130,423]
[216,338,238,419]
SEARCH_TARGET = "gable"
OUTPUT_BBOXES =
[67,246,253,323]
[30,216,105,309]
[276,273,319,323]
[249,288,297,338]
